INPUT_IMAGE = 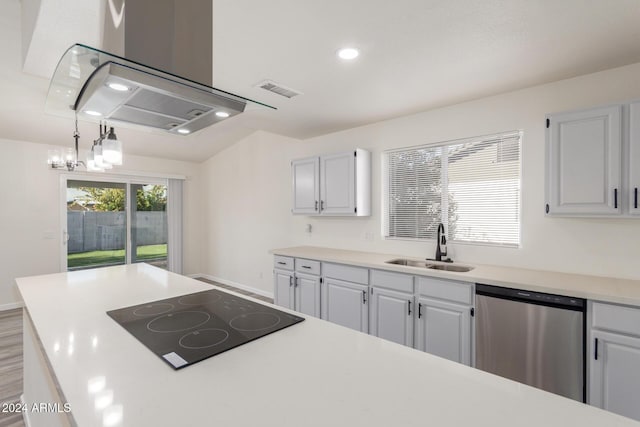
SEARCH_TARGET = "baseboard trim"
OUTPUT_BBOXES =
[1,301,24,311]
[189,274,273,299]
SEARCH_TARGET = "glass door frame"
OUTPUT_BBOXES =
[60,173,168,272]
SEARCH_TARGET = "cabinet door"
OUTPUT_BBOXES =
[629,101,640,216]
[295,273,321,318]
[292,157,320,214]
[590,330,640,421]
[320,152,355,215]
[321,277,368,333]
[370,287,414,347]
[415,297,471,366]
[273,269,294,310]
[546,105,622,215]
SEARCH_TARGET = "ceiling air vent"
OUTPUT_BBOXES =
[256,80,302,99]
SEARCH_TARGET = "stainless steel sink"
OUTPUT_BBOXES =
[385,258,474,272]
[426,264,474,272]
[386,259,434,268]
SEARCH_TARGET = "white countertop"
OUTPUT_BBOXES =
[271,246,640,306]
[16,263,639,426]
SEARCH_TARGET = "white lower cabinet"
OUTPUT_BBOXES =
[274,268,294,309]
[369,270,414,347]
[321,277,369,333]
[415,297,471,365]
[273,257,320,318]
[415,276,473,366]
[274,257,474,366]
[589,301,640,421]
[294,272,321,317]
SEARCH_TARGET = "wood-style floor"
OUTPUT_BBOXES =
[0,309,24,427]
[0,278,271,427]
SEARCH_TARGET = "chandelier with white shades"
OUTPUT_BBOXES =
[47,116,123,172]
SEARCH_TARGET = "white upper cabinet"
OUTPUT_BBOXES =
[320,151,356,215]
[291,149,371,216]
[291,157,320,214]
[546,104,622,215]
[629,101,640,216]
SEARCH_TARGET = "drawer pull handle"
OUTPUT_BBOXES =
[277,261,286,265]
[594,338,599,361]
[418,303,423,319]
[635,188,638,209]
[302,265,312,269]
[362,290,367,304]
[614,188,618,209]
[408,300,412,316]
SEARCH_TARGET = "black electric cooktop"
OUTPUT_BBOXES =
[107,289,304,369]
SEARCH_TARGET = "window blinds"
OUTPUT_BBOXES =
[384,131,521,247]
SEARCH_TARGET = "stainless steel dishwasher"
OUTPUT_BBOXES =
[475,284,585,402]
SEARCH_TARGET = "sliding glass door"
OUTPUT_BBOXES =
[64,177,169,271]
[131,183,168,269]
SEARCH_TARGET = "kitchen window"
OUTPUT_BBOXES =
[383,131,521,247]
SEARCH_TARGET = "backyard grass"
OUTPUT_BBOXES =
[67,244,167,268]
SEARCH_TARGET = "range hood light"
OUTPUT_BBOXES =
[107,82,130,92]
[215,111,230,118]
[177,129,190,135]
[85,110,102,117]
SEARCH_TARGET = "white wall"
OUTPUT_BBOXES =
[201,131,299,290]
[0,137,203,309]
[202,61,640,294]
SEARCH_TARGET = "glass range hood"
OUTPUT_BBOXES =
[45,44,275,135]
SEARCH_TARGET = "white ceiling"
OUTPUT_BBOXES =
[1,0,640,162]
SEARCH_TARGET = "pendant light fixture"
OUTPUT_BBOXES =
[47,116,124,172]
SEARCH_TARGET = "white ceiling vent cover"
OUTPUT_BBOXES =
[255,80,303,99]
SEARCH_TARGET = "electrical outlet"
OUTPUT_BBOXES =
[364,232,374,241]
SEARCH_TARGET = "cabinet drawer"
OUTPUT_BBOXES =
[370,269,413,293]
[273,256,294,271]
[295,258,321,275]
[323,263,369,285]
[417,277,472,305]
[592,302,640,337]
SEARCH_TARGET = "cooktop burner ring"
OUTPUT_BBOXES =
[179,328,230,349]
[229,312,281,332]
[147,311,211,333]
[133,303,175,317]
[178,292,222,306]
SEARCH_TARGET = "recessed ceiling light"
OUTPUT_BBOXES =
[84,110,102,116]
[107,82,130,92]
[216,111,230,118]
[177,129,190,135]
[337,47,359,60]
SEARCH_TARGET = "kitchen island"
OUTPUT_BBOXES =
[16,264,639,426]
